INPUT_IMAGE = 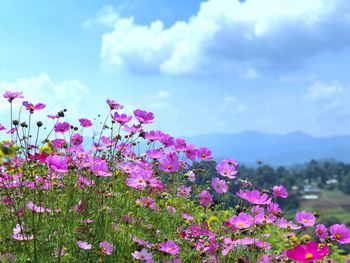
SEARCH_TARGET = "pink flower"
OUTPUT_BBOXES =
[134,109,154,124]
[177,185,191,198]
[136,197,157,210]
[99,241,113,255]
[92,159,111,177]
[198,190,213,207]
[106,99,124,110]
[196,147,212,160]
[146,148,164,159]
[237,189,271,205]
[285,241,330,262]
[52,138,67,149]
[228,212,253,229]
[77,241,92,250]
[159,240,180,255]
[211,177,228,194]
[23,101,45,113]
[12,224,34,241]
[54,122,70,133]
[111,112,132,124]
[0,124,6,131]
[272,185,288,198]
[330,224,350,244]
[79,118,92,127]
[3,91,23,102]
[216,160,238,179]
[71,133,83,146]
[316,224,328,240]
[295,211,316,227]
[159,153,180,173]
[47,155,69,173]
[26,201,46,213]
[126,173,147,189]
[131,249,153,261]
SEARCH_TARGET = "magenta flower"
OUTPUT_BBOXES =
[3,91,23,102]
[159,153,180,173]
[0,124,6,131]
[177,185,191,198]
[111,112,132,124]
[136,197,157,210]
[77,241,92,250]
[228,212,253,229]
[316,224,328,240]
[71,133,83,146]
[126,174,147,189]
[159,240,180,255]
[330,224,350,244]
[92,159,112,177]
[47,155,69,173]
[52,138,67,149]
[196,147,212,160]
[146,148,164,159]
[134,109,154,124]
[106,99,124,110]
[272,185,288,198]
[131,249,153,261]
[99,241,113,255]
[198,190,213,207]
[23,101,45,113]
[216,160,237,179]
[237,189,271,205]
[211,177,228,194]
[79,118,92,127]
[286,241,330,262]
[295,211,316,227]
[54,122,70,133]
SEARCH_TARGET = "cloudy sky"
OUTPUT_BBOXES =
[1,0,350,137]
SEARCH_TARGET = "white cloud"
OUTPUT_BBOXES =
[306,80,349,111]
[220,95,244,115]
[92,0,350,75]
[0,73,90,122]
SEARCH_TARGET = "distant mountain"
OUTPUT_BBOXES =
[185,131,350,166]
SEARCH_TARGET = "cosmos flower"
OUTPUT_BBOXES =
[272,185,288,198]
[211,177,228,194]
[295,211,316,227]
[198,190,213,207]
[330,224,350,244]
[47,155,69,173]
[111,112,132,124]
[3,91,23,102]
[54,122,70,133]
[77,241,92,250]
[99,241,113,255]
[131,249,153,261]
[285,241,330,262]
[228,212,253,229]
[316,224,328,240]
[159,240,180,255]
[79,118,92,127]
[216,160,238,179]
[106,99,124,110]
[134,109,154,124]
[237,189,271,205]
[23,101,45,113]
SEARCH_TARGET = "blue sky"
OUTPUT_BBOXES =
[1,0,350,137]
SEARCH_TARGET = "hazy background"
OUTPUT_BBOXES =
[1,0,350,165]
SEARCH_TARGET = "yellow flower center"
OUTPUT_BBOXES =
[166,247,172,252]
[167,165,172,170]
[303,219,308,223]
[238,222,244,227]
[137,178,143,183]
[305,253,313,259]
[102,247,107,252]
[335,233,342,240]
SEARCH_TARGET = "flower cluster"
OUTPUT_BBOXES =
[0,90,349,262]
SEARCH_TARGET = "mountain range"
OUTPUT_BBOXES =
[185,131,350,166]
